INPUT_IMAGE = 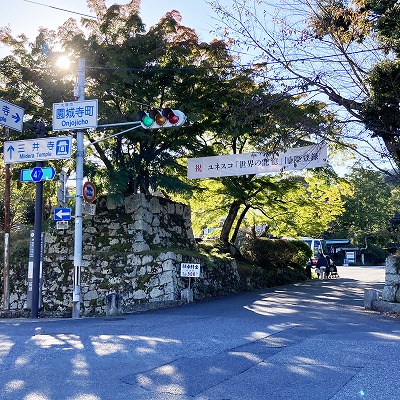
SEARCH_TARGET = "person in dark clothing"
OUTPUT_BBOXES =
[325,255,339,278]
[305,261,312,279]
[316,252,329,279]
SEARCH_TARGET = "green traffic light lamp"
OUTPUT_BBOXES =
[137,111,154,127]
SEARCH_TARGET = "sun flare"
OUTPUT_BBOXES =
[56,55,71,69]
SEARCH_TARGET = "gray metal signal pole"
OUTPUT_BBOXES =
[70,59,142,318]
[3,127,11,311]
[72,58,85,319]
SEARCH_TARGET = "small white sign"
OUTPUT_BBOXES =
[82,202,96,216]
[56,221,69,230]
[180,263,201,278]
[4,136,72,164]
[52,99,98,131]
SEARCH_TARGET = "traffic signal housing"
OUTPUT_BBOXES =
[137,108,186,129]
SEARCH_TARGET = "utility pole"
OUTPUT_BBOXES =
[72,58,85,319]
[3,127,11,311]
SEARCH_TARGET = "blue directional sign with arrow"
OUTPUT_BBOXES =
[20,167,56,182]
[0,99,24,132]
[54,208,72,221]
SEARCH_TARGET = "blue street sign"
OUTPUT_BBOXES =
[0,99,24,132]
[54,208,72,221]
[20,167,56,182]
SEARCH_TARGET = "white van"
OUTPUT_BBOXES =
[300,237,327,265]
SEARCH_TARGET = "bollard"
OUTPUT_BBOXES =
[106,293,120,315]
[181,288,193,303]
[364,289,380,310]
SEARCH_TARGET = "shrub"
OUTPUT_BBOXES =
[241,237,312,287]
[363,244,388,265]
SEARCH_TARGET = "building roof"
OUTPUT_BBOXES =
[325,239,350,246]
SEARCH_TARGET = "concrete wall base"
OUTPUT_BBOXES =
[364,288,400,314]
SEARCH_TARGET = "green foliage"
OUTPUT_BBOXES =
[362,60,400,141]
[240,237,311,287]
[242,238,311,269]
[186,170,350,241]
[328,164,398,247]
[363,243,389,265]
[289,239,314,266]
[0,1,244,197]
[0,164,41,230]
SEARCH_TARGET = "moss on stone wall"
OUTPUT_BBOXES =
[1,195,241,316]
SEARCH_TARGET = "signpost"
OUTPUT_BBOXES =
[180,263,201,303]
[52,99,98,131]
[56,221,69,230]
[4,136,72,164]
[20,167,56,182]
[0,99,24,132]
[27,230,44,310]
[180,263,201,278]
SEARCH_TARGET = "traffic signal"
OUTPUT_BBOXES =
[137,108,186,129]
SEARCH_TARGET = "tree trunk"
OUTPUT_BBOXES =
[230,205,250,244]
[220,199,242,244]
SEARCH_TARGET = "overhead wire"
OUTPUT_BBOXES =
[0,46,386,74]
[21,0,96,19]
[9,1,385,75]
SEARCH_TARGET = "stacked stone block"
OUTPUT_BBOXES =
[382,256,400,302]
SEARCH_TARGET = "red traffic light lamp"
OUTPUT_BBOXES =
[137,108,186,129]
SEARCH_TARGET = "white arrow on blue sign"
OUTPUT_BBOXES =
[54,208,72,221]
[0,99,24,132]
[20,167,56,182]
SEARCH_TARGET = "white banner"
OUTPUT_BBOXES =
[187,143,327,179]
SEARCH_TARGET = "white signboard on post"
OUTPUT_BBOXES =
[187,143,328,179]
[0,99,24,132]
[180,263,201,278]
[4,136,72,164]
[52,99,98,131]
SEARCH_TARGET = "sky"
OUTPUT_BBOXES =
[0,0,221,56]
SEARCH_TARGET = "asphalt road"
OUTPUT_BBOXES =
[1,265,399,400]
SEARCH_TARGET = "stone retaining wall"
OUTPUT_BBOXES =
[1,194,240,317]
[365,256,400,314]
[382,255,400,302]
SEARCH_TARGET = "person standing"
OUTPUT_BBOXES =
[306,260,312,279]
[316,252,329,279]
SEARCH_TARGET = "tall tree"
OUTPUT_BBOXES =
[209,0,400,172]
[328,165,400,246]
[1,1,347,251]
[0,1,247,197]
[183,87,346,246]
